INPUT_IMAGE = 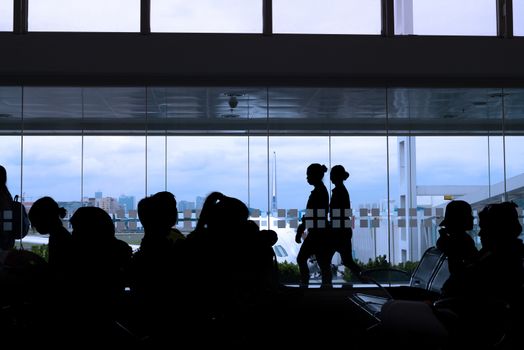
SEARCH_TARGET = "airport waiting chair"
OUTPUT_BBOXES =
[349,246,448,322]
[351,247,514,348]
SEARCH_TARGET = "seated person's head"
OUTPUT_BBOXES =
[440,200,473,232]
[208,194,249,230]
[479,201,522,249]
[138,191,178,233]
[28,196,66,234]
[70,206,115,243]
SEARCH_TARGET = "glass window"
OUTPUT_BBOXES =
[274,0,381,34]
[151,0,262,33]
[146,135,167,196]
[0,137,22,200]
[268,136,330,276]
[331,136,389,272]
[29,0,140,32]
[515,0,524,36]
[415,135,504,249]
[83,136,146,236]
[0,0,13,31]
[22,136,82,203]
[167,136,249,234]
[395,0,496,36]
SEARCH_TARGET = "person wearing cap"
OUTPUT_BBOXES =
[436,200,479,297]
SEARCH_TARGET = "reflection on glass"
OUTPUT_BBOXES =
[152,0,262,33]
[395,0,496,36]
[274,0,381,34]
[29,0,140,32]
[0,0,13,31]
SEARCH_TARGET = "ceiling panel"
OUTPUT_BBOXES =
[1,86,524,135]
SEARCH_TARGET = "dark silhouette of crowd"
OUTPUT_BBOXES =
[1,162,524,349]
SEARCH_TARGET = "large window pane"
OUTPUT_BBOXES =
[415,136,504,251]
[29,0,140,32]
[22,136,82,203]
[0,0,13,31]
[395,0,496,36]
[167,136,248,234]
[248,136,269,214]
[83,136,146,239]
[274,0,381,34]
[146,136,167,196]
[331,136,389,274]
[268,136,329,285]
[515,0,524,36]
[152,0,262,33]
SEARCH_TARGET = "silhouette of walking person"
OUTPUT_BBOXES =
[295,163,330,287]
[329,165,362,278]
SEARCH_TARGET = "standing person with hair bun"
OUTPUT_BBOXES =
[295,163,331,288]
[329,165,362,279]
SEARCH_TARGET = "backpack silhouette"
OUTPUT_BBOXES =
[1,195,30,250]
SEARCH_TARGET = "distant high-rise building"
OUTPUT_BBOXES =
[196,196,205,209]
[99,197,120,214]
[118,194,135,213]
[95,191,103,199]
[178,200,195,212]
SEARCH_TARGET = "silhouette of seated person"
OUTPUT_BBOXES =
[129,191,186,331]
[378,202,524,349]
[437,201,524,347]
[185,192,269,318]
[67,206,133,339]
[28,196,73,279]
[0,164,15,250]
[378,201,478,305]
[257,228,280,293]
[436,200,479,298]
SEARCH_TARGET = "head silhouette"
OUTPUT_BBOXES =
[138,191,178,233]
[28,196,67,234]
[330,165,349,184]
[307,163,327,185]
[0,165,6,185]
[439,200,473,232]
[0,165,13,205]
[479,202,522,249]
[208,194,249,229]
[70,206,115,244]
